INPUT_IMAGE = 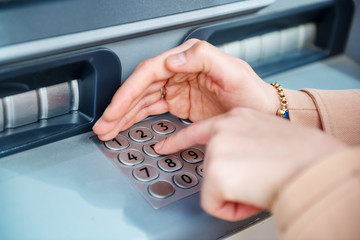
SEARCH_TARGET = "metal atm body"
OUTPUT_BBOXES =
[1,0,359,239]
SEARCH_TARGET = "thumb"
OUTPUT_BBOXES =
[165,40,221,75]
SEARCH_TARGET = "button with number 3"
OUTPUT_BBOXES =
[151,120,175,135]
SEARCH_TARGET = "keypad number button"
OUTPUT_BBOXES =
[133,165,159,182]
[129,127,153,142]
[173,172,199,189]
[143,142,161,157]
[196,165,204,177]
[181,148,204,164]
[158,157,183,172]
[104,135,129,151]
[118,149,144,166]
[151,120,175,135]
[148,181,175,199]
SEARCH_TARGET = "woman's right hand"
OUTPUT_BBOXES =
[93,39,279,141]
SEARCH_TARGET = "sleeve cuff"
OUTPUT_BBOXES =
[285,89,322,130]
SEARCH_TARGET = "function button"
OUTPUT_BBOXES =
[104,135,129,151]
[118,149,144,166]
[151,120,175,135]
[196,165,204,177]
[143,142,161,157]
[181,148,204,164]
[173,172,199,189]
[129,127,153,142]
[179,118,192,125]
[148,181,175,199]
[133,165,159,182]
[158,156,183,172]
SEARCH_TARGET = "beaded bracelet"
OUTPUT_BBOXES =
[270,82,289,118]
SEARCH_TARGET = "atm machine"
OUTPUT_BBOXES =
[0,0,359,239]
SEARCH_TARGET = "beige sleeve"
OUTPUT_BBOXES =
[272,147,360,240]
[286,89,360,145]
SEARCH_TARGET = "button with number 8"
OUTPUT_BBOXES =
[158,156,183,172]
[118,149,144,166]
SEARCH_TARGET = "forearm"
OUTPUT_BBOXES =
[272,146,360,240]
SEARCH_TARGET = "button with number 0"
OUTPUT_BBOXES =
[181,148,204,164]
[133,165,159,182]
[129,127,153,142]
[118,149,144,166]
[173,172,198,189]
[151,120,175,135]
[158,156,183,172]
[104,135,129,151]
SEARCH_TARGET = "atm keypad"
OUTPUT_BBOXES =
[92,114,205,209]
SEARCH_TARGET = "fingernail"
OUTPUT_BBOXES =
[93,116,103,129]
[154,140,164,152]
[167,52,186,66]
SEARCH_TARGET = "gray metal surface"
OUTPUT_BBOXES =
[91,113,205,209]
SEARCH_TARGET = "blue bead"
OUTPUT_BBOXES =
[283,110,289,118]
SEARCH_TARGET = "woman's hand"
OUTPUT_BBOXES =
[93,39,279,140]
[155,108,347,221]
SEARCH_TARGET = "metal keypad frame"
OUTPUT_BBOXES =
[91,113,205,209]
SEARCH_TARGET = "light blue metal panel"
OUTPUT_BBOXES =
[264,55,360,90]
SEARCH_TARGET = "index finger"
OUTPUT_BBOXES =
[154,115,220,154]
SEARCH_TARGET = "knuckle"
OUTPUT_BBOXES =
[192,40,213,56]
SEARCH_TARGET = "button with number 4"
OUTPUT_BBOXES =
[133,165,159,182]
[158,156,183,172]
[181,148,204,164]
[118,149,144,166]
[151,120,175,135]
